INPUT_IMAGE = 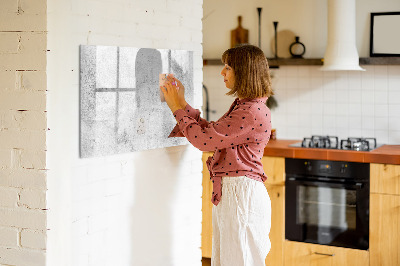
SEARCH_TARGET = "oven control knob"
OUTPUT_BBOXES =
[304,162,312,171]
[340,164,347,174]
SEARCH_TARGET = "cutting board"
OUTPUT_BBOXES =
[231,16,249,48]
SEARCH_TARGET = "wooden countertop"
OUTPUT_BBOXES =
[263,139,400,165]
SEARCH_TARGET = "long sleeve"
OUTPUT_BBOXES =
[168,103,211,138]
[172,105,256,152]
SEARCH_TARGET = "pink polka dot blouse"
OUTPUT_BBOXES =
[168,97,272,206]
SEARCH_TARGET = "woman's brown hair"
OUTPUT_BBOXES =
[221,44,273,99]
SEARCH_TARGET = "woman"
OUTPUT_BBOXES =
[161,44,273,266]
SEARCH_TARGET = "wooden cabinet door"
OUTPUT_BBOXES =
[202,152,213,258]
[264,184,284,266]
[261,156,285,186]
[370,193,400,266]
[370,163,400,195]
[284,241,369,266]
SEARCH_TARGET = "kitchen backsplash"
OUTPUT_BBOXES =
[203,65,400,144]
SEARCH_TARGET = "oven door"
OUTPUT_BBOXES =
[285,177,369,250]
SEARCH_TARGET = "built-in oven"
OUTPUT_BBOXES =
[285,158,370,250]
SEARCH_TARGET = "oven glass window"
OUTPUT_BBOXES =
[297,186,356,230]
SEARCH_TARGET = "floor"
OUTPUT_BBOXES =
[202,257,211,266]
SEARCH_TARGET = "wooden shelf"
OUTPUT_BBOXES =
[203,57,400,67]
[359,57,400,65]
[203,58,323,67]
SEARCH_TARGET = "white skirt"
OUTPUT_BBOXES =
[212,176,271,266]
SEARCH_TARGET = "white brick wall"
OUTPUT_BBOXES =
[46,0,203,266]
[0,0,48,265]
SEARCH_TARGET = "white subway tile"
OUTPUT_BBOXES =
[375,130,389,144]
[323,103,336,116]
[388,65,400,76]
[361,104,374,117]
[388,131,400,143]
[388,104,400,117]
[374,90,388,104]
[349,128,362,137]
[336,103,349,116]
[388,117,400,131]
[348,90,362,103]
[285,66,298,77]
[348,116,362,129]
[388,75,400,91]
[374,65,388,77]
[374,117,389,131]
[336,115,348,129]
[361,129,375,138]
[362,116,375,130]
[375,104,389,117]
[361,90,374,104]
[388,91,400,104]
[286,77,299,89]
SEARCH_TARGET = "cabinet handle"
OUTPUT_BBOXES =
[314,252,335,257]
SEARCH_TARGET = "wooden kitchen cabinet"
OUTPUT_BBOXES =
[202,152,214,258]
[262,156,285,266]
[370,163,400,195]
[370,163,400,266]
[284,241,369,266]
[264,184,285,266]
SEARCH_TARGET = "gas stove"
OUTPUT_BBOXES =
[289,135,381,151]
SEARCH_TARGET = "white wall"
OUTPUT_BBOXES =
[0,0,48,265]
[47,0,203,265]
[203,0,400,58]
[203,0,400,145]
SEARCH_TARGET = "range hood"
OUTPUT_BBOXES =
[320,0,365,71]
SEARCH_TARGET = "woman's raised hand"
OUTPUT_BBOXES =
[160,75,184,113]
[172,77,187,108]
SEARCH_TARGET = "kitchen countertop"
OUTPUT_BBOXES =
[263,139,400,165]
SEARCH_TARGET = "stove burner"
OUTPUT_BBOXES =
[301,135,339,149]
[340,137,377,151]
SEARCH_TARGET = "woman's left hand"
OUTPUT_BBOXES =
[161,76,184,113]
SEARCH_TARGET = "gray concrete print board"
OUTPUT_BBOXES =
[79,45,194,158]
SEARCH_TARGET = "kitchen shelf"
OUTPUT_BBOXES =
[359,57,400,65]
[203,57,400,67]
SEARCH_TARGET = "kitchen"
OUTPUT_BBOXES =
[202,0,400,265]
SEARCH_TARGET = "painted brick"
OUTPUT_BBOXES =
[19,189,46,209]
[0,227,19,247]
[0,149,11,169]
[0,208,46,230]
[20,150,46,170]
[16,70,47,91]
[20,229,46,249]
[0,90,46,111]
[0,32,20,54]
[0,187,19,208]
[0,71,16,90]
[0,13,46,32]
[19,0,47,15]
[1,110,47,130]
[0,0,18,13]
[0,32,47,71]
[0,247,45,266]
[0,129,46,150]
[0,169,47,190]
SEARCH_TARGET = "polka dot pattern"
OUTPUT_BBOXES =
[168,97,272,206]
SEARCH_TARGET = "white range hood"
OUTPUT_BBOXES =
[320,0,365,71]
